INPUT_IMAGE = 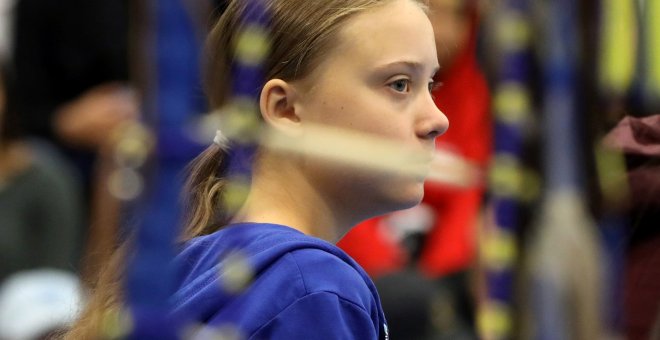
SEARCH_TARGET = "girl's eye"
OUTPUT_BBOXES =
[389,79,410,93]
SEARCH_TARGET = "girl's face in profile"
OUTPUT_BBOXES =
[294,0,449,215]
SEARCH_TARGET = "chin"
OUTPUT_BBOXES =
[379,181,426,214]
[334,170,426,218]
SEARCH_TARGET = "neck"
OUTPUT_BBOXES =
[231,153,353,242]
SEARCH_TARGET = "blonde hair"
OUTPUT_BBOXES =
[66,0,427,337]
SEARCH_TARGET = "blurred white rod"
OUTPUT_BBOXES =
[261,123,482,188]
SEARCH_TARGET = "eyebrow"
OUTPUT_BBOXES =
[374,61,440,77]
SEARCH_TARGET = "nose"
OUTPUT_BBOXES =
[416,95,449,140]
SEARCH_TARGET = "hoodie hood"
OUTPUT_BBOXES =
[171,223,385,333]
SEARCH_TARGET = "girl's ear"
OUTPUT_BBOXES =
[259,79,302,134]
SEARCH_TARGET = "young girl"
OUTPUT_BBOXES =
[69,0,447,338]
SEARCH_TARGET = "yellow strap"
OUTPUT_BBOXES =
[646,0,660,97]
[600,0,637,93]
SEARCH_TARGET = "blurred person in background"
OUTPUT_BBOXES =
[605,114,660,340]
[0,15,81,285]
[0,37,83,340]
[10,0,140,280]
[1,4,83,338]
[338,0,491,337]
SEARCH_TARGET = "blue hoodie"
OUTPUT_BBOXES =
[171,223,389,339]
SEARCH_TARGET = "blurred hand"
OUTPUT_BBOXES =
[54,83,140,150]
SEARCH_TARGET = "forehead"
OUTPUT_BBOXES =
[329,0,437,71]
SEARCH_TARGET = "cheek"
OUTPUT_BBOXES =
[308,86,368,126]
[357,104,413,144]
[305,80,412,140]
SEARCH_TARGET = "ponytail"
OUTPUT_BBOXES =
[181,142,233,240]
